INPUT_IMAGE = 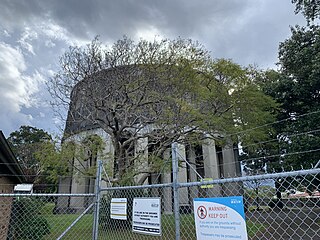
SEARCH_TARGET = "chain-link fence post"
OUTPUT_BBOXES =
[172,142,180,240]
[93,160,102,240]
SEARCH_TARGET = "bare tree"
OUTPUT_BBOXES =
[48,36,276,185]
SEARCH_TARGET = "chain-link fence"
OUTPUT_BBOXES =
[0,169,319,240]
[0,193,95,240]
[178,170,320,240]
[98,169,320,240]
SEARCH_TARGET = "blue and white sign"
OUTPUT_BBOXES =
[193,196,248,240]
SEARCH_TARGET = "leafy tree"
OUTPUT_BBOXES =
[242,25,320,173]
[33,134,106,185]
[7,126,85,190]
[270,26,320,171]
[292,0,320,23]
[48,36,276,185]
[241,26,320,200]
[241,3,320,199]
[7,126,52,183]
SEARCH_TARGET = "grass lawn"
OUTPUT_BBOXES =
[41,203,265,239]
[41,203,93,240]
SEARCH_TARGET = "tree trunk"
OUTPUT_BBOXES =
[113,138,126,185]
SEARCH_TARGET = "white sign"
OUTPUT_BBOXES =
[132,198,161,236]
[110,198,127,220]
[194,196,248,240]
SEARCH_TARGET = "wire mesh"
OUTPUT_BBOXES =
[178,171,320,240]
[0,170,319,239]
[0,194,94,240]
[98,170,319,240]
[99,185,176,240]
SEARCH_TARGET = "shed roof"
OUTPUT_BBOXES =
[0,131,25,183]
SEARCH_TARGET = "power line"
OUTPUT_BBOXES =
[215,128,320,155]
[224,109,320,138]
[235,148,320,166]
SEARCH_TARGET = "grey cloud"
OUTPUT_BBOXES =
[47,0,251,41]
[0,0,45,31]
[0,0,308,135]
[0,0,251,41]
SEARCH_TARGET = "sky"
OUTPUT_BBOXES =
[0,0,307,137]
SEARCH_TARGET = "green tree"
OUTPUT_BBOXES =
[7,126,52,183]
[292,0,320,23]
[271,26,320,171]
[33,134,106,185]
[48,37,277,185]
[241,3,320,199]
[8,128,109,190]
[242,25,320,174]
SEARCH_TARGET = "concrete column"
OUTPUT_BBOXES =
[187,146,198,182]
[69,163,86,212]
[177,144,189,207]
[161,148,172,214]
[100,136,114,189]
[202,139,219,179]
[222,143,237,177]
[187,146,199,203]
[202,139,221,197]
[222,143,242,196]
[134,137,149,185]
[55,176,72,213]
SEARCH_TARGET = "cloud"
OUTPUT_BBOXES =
[0,1,306,67]
[17,26,39,55]
[0,0,308,136]
[0,42,45,134]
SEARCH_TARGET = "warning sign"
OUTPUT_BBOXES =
[197,205,207,219]
[193,196,248,240]
[132,198,161,236]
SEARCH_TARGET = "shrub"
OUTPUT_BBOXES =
[7,198,50,240]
